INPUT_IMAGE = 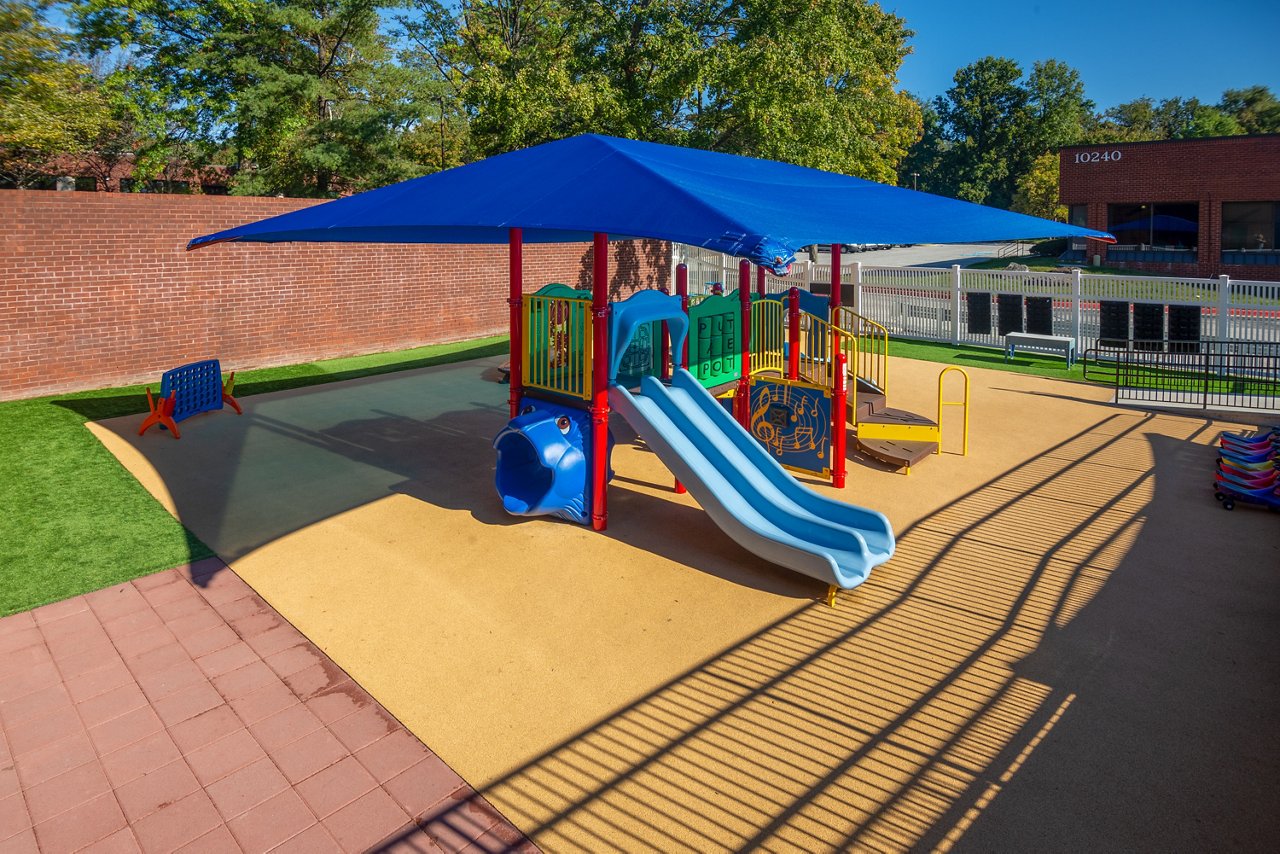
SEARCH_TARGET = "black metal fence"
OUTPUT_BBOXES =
[1084,340,1280,411]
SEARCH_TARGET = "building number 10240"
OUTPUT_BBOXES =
[1073,150,1122,164]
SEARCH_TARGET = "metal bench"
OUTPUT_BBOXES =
[1004,332,1076,368]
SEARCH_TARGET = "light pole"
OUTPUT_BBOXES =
[911,172,919,191]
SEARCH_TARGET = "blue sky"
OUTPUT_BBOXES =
[884,0,1280,109]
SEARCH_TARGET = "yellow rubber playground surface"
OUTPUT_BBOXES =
[91,355,1280,851]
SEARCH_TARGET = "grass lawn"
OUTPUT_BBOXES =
[887,337,1087,381]
[967,254,1137,275]
[0,336,506,616]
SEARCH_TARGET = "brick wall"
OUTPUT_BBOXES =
[1059,135,1280,281]
[0,191,670,400]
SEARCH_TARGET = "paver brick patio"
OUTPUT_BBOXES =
[0,559,534,853]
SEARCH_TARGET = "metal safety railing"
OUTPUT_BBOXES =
[1084,339,1280,411]
[797,313,859,391]
[834,306,890,395]
[751,298,785,376]
[523,294,593,400]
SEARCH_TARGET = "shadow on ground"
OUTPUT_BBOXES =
[378,409,1280,852]
[87,356,808,598]
[86,358,1280,851]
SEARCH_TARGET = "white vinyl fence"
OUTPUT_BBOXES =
[674,245,1280,353]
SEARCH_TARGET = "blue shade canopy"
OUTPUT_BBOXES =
[188,134,1114,272]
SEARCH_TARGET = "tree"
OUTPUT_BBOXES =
[1024,59,1093,152]
[1091,95,1244,142]
[72,0,427,196]
[0,0,110,187]
[690,1,921,182]
[1011,151,1065,220]
[897,96,949,193]
[1219,86,1280,135]
[399,1,617,157]
[928,56,1030,207]
[401,1,921,182]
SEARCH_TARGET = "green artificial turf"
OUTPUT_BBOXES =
[886,337,1089,381]
[967,254,1137,275]
[0,336,506,617]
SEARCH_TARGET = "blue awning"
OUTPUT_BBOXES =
[189,134,1114,273]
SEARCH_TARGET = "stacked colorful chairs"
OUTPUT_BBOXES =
[1214,427,1280,511]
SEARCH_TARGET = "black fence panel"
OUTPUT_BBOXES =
[1132,303,1165,350]
[1167,305,1202,353]
[1025,296,1054,335]
[997,293,1024,335]
[1099,300,1129,347]
[966,292,992,335]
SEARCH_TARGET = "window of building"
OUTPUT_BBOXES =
[1222,202,1278,251]
[1107,203,1199,250]
[1068,205,1088,228]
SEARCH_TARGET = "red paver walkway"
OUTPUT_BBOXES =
[0,559,534,853]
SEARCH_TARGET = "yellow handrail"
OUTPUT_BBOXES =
[833,306,889,396]
[937,366,970,455]
[751,299,785,375]
[797,312,859,391]
[523,294,593,400]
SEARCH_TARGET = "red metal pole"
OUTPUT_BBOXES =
[830,243,842,312]
[591,232,610,531]
[674,262,689,495]
[507,227,523,419]
[735,259,752,428]
[788,287,801,380]
[832,351,847,488]
[756,265,766,298]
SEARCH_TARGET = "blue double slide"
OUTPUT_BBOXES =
[495,289,895,591]
[610,369,893,589]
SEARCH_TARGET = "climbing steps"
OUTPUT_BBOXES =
[850,367,968,474]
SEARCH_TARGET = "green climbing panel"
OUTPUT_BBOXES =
[688,292,741,388]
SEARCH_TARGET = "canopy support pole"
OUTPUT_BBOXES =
[674,263,689,495]
[830,243,842,311]
[591,232,610,532]
[507,227,523,419]
[756,265,766,298]
[735,259,752,428]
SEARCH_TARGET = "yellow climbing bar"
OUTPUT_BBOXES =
[937,366,970,456]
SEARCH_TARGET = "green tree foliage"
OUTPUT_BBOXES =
[902,56,1263,215]
[922,56,1031,207]
[1024,59,1094,151]
[401,1,921,182]
[1011,151,1065,220]
[691,1,921,182]
[1218,86,1280,134]
[0,0,110,187]
[72,0,427,196]
[1092,96,1242,142]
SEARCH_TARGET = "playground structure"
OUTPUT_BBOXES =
[183,136,1108,601]
[493,249,898,602]
[497,243,972,600]
[138,359,241,439]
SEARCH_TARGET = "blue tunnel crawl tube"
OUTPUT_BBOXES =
[493,397,612,525]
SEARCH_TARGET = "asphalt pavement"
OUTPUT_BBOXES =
[808,242,1013,268]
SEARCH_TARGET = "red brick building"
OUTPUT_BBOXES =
[1059,135,1280,281]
